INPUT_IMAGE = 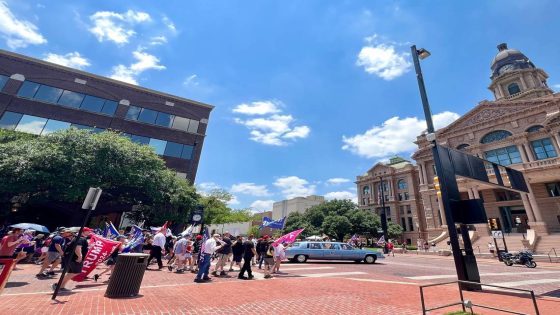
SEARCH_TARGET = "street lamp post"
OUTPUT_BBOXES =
[411,45,470,286]
[378,176,389,254]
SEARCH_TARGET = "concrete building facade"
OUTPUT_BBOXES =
[0,49,213,182]
[272,195,325,220]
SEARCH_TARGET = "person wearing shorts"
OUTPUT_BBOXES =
[262,237,275,279]
[37,230,69,278]
[229,235,243,271]
[169,234,188,273]
[51,228,91,293]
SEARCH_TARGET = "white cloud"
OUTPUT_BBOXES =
[250,200,275,212]
[274,176,316,199]
[110,49,166,85]
[230,183,270,197]
[326,178,351,185]
[149,35,167,46]
[183,74,199,87]
[0,1,46,49]
[234,102,310,146]
[324,191,357,203]
[233,101,282,116]
[89,10,151,45]
[356,35,411,80]
[342,111,460,159]
[196,182,221,195]
[43,52,90,69]
[162,15,177,33]
[228,195,240,206]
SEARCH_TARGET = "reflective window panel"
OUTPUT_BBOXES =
[0,111,23,130]
[15,115,48,134]
[58,90,85,108]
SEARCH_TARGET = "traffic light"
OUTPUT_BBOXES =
[433,176,441,197]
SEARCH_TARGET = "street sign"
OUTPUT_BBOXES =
[492,230,504,239]
[191,205,204,224]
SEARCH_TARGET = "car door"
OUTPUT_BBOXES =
[322,243,342,260]
[307,242,324,259]
[340,243,361,260]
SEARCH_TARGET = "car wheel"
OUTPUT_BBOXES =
[504,260,513,266]
[364,255,376,264]
[295,254,307,263]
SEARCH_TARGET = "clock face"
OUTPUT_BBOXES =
[498,64,515,74]
[193,214,202,222]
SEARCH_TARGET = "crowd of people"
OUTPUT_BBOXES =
[0,225,291,293]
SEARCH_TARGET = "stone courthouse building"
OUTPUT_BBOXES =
[358,44,560,251]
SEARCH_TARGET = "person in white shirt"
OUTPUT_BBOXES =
[149,232,166,269]
[195,234,223,283]
[272,242,287,273]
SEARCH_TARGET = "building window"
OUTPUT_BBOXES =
[526,125,543,133]
[397,179,407,190]
[401,218,407,231]
[398,193,403,201]
[15,114,48,134]
[155,112,174,128]
[0,74,8,90]
[148,138,167,155]
[546,183,560,197]
[181,145,194,159]
[408,217,414,231]
[164,141,183,158]
[494,189,521,201]
[125,105,200,133]
[484,145,522,166]
[480,130,512,144]
[404,192,410,200]
[16,80,118,116]
[0,112,23,130]
[42,119,71,134]
[399,206,405,215]
[531,138,557,160]
[362,198,367,206]
[457,143,470,150]
[362,186,370,195]
[507,83,521,95]
[137,108,159,124]
[406,205,412,214]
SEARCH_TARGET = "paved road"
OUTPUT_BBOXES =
[1,254,558,314]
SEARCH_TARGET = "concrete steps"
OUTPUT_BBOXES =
[535,234,560,254]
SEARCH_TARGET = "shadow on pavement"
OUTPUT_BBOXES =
[5,281,29,288]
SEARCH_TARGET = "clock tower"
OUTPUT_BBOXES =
[488,43,553,101]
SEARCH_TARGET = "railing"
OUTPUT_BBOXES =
[547,248,558,263]
[419,280,540,315]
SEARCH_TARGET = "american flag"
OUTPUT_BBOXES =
[199,226,210,253]
[348,234,358,245]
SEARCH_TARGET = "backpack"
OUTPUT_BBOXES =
[265,242,274,257]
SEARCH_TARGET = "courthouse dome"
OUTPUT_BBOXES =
[490,43,535,79]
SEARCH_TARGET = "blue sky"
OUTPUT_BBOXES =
[2,1,560,211]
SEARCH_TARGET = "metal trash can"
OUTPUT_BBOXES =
[105,253,149,298]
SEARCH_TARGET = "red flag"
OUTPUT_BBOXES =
[272,228,304,246]
[72,234,121,282]
[158,221,169,235]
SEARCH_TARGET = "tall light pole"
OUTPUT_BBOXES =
[411,45,469,286]
[378,176,389,254]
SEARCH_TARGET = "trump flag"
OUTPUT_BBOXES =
[72,234,121,282]
[272,228,304,246]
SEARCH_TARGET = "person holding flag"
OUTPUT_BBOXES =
[93,235,126,282]
[195,232,223,283]
[102,221,119,239]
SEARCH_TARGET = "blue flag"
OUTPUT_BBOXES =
[102,221,119,239]
[122,225,144,253]
[261,217,286,229]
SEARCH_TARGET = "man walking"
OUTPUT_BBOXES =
[194,234,223,283]
[229,235,244,271]
[149,230,166,269]
[170,234,188,273]
[212,231,232,276]
[0,228,27,258]
[262,236,275,279]
[238,235,256,280]
[37,229,70,278]
[51,228,91,293]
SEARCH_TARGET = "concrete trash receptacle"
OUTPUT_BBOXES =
[105,253,149,298]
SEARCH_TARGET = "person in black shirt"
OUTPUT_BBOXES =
[229,235,244,271]
[52,228,92,292]
[238,235,256,280]
[213,232,232,276]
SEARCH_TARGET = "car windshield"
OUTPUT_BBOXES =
[292,242,300,247]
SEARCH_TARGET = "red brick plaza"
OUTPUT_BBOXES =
[0,255,558,314]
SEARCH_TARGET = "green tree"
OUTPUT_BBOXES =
[348,209,381,235]
[0,129,199,225]
[321,215,352,241]
[388,222,404,240]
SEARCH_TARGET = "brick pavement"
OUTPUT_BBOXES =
[0,256,558,314]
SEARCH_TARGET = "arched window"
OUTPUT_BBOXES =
[362,186,370,195]
[507,83,521,95]
[456,144,470,150]
[480,130,512,144]
[526,125,543,133]
[397,179,407,190]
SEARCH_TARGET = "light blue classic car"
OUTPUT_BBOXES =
[285,242,384,264]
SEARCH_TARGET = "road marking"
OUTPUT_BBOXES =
[489,278,560,287]
[275,266,335,271]
[407,270,560,280]
[299,271,367,278]
[346,278,418,285]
